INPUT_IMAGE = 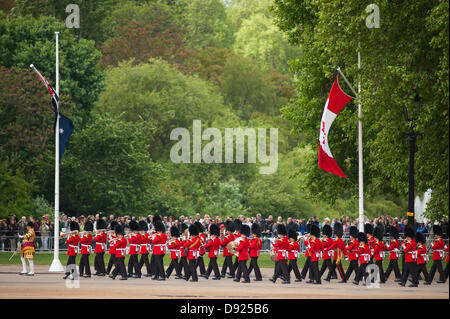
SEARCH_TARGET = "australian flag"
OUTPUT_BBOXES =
[30,64,74,162]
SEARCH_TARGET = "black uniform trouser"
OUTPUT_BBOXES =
[247,257,262,280]
[310,260,321,283]
[384,259,401,280]
[94,252,106,274]
[149,253,156,276]
[221,255,234,276]
[344,260,359,282]
[375,260,386,283]
[354,263,368,283]
[128,254,141,276]
[111,256,127,278]
[153,254,165,279]
[288,259,302,280]
[401,262,418,285]
[166,258,181,277]
[429,260,444,282]
[181,256,190,277]
[330,259,346,281]
[273,260,289,282]
[301,256,311,279]
[186,259,198,281]
[319,259,332,279]
[138,253,151,274]
[416,263,431,283]
[443,262,448,281]
[232,256,239,276]
[106,254,116,274]
[235,260,250,282]
[196,255,206,275]
[65,255,77,275]
[205,257,220,278]
[79,254,91,276]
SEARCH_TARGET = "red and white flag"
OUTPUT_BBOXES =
[318,77,353,178]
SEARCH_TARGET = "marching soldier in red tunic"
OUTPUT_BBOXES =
[151,219,167,280]
[372,226,386,283]
[220,220,236,278]
[384,227,402,282]
[300,224,312,280]
[247,223,263,281]
[62,221,80,280]
[344,226,359,282]
[307,224,322,284]
[204,223,222,280]
[179,223,190,279]
[79,221,93,278]
[110,225,128,280]
[127,220,142,278]
[270,224,290,284]
[324,222,347,282]
[195,221,207,278]
[138,220,152,277]
[442,243,448,283]
[319,224,334,280]
[429,225,446,283]
[399,226,419,287]
[364,224,375,264]
[183,224,202,282]
[231,219,242,278]
[287,229,302,282]
[93,219,107,276]
[353,232,371,285]
[234,224,251,283]
[106,221,118,275]
[166,226,183,279]
[415,231,431,285]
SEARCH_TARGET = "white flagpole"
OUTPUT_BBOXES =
[357,42,364,231]
[49,31,64,272]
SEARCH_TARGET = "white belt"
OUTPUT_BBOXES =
[130,244,140,253]
[154,244,166,253]
[407,251,417,260]
[291,250,299,258]
[140,244,151,254]
[169,249,181,258]
[81,244,92,253]
[435,250,444,258]
[378,251,385,258]
[279,250,288,259]
[420,254,429,262]
[393,248,400,258]
[96,242,106,251]
[327,249,334,258]
[361,253,370,262]
[213,250,219,257]
[191,249,199,258]
[116,248,126,257]
[69,245,79,254]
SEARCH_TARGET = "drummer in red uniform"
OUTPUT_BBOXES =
[204,223,222,280]
[220,221,236,278]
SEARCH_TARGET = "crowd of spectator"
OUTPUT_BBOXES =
[1,212,448,252]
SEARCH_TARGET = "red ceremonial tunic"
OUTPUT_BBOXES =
[324,238,346,260]
[368,235,376,257]
[108,234,116,255]
[321,237,333,260]
[80,234,93,255]
[114,237,128,258]
[140,233,151,254]
[249,237,262,258]
[310,238,323,262]
[445,244,449,263]
[346,239,359,261]
[373,241,386,261]
[402,239,417,263]
[152,233,167,255]
[417,243,428,265]
[304,238,311,257]
[94,232,107,253]
[204,237,221,258]
[235,237,250,261]
[287,241,300,260]
[431,238,445,261]
[168,239,182,259]
[179,237,187,258]
[358,244,371,264]
[199,233,206,256]
[66,235,80,256]
[273,236,289,260]
[386,239,400,260]
[221,233,235,257]
[128,233,142,255]
[183,236,202,260]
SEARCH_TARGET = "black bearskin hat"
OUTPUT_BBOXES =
[306,223,312,234]
[84,221,93,232]
[234,219,242,231]
[27,221,34,228]
[138,220,148,231]
[170,225,180,237]
[181,222,188,233]
[404,226,415,239]
[129,220,139,232]
[334,222,343,238]
[97,219,106,230]
[357,232,367,243]
[114,224,124,236]
[154,220,165,232]
[373,226,384,241]
[389,227,399,239]
[277,223,287,236]
[109,220,118,230]
[288,228,297,240]
[152,215,162,224]
[364,223,374,235]
[433,225,443,237]
[240,224,250,237]
[70,221,80,231]
[310,224,320,238]
[210,224,220,237]
[194,221,204,233]
[415,232,426,245]
[225,220,235,232]
[349,226,358,239]
[323,224,332,237]
[251,223,261,237]
[189,224,199,236]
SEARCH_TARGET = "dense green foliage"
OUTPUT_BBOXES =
[0,1,446,221]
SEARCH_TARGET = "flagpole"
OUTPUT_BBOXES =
[357,42,364,232]
[49,31,64,272]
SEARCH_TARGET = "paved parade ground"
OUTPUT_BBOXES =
[0,265,447,299]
